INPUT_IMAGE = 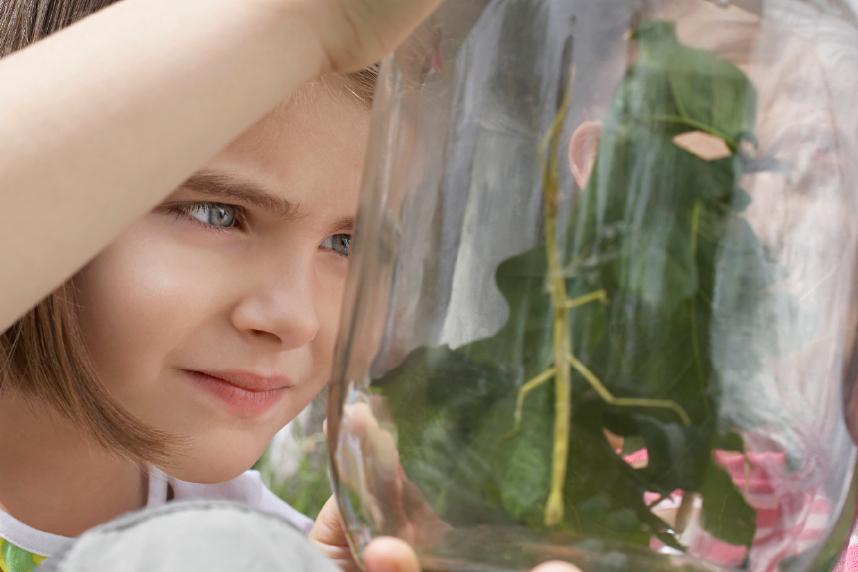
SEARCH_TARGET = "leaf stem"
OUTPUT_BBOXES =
[689,201,709,409]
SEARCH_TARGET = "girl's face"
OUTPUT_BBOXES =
[75,83,370,483]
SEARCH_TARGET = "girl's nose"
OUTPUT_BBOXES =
[230,267,321,350]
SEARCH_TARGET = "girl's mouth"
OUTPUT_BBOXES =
[184,369,292,417]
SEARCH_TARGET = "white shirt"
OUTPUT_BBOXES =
[0,467,313,559]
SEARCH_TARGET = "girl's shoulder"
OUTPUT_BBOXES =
[147,467,313,534]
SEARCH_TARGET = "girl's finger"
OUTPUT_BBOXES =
[364,536,421,572]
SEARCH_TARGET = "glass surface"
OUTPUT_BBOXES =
[328,1,858,570]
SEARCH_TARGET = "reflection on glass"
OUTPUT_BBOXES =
[328,1,858,570]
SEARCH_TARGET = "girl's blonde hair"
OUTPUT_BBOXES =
[0,0,377,464]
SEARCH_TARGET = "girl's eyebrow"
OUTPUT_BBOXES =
[180,170,299,218]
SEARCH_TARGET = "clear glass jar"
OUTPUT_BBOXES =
[327,1,858,570]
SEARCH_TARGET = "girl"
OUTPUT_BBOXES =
[0,0,444,570]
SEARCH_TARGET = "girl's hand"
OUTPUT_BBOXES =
[311,401,583,572]
[303,0,444,73]
[311,496,420,572]
[310,496,363,572]
[310,497,582,572]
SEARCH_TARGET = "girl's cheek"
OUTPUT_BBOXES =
[75,222,236,384]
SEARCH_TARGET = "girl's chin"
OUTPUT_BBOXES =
[147,417,288,483]
[159,449,264,484]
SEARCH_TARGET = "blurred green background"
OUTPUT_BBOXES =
[254,393,331,519]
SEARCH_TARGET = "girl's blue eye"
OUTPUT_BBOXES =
[321,234,352,257]
[181,203,239,229]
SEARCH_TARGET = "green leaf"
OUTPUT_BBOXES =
[494,385,553,522]
[373,346,515,525]
[700,463,756,547]
[625,21,757,148]
[369,18,780,554]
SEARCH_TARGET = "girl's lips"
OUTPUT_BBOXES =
[185,370,292,417]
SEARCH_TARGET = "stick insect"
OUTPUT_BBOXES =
[510,94,691,527]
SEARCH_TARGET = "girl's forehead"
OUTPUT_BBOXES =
[229,83,369,156]
[208,84,371,204]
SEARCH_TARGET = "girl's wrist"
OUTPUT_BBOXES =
[249,0,333,77]
[281,0,446,74]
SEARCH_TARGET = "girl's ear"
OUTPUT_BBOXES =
[568,121,602,188]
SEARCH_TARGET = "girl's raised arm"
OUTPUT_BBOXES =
[0,0,439,332]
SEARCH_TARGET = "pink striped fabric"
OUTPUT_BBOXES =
[626,449,855,570]
[836,542,858,571]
